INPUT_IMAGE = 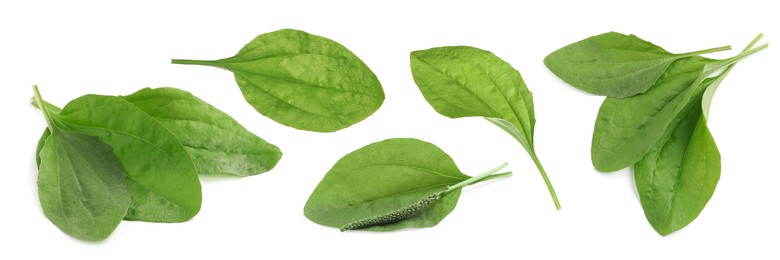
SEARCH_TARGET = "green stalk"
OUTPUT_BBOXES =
[705,42,768,76]
[529,151,560,210]
[478,171,513,183]
[447,162,510,192]
[702,33,765,117]
[171,59,224,67]
[32,85,53,131]
[485,117,561,210]
[678,45,731,57]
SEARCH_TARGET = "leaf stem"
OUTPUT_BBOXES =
[679,45,732,57]
[701,33,765,117]
[171,59,223,67]
[743,33,764,52]
[477,171,513,183]
[706,42,768,75]
[32,85,53,130]
[483,117,561,210]
[530,151,561,210]
[446,162,509,192]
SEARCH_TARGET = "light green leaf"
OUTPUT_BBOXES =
[121,87,282,176]
[410,46,559,209]
[544,32,730,98]
[172,29,385,132]
[304,138,510,231]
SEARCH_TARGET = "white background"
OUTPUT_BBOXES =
[1,0,776,259]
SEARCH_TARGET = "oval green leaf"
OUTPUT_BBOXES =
[544,32,729,98]
[37,127,131,241]
[634,100,720,236]
[172,29,385,132]
[121,87,282,176]
[304,138,472,231]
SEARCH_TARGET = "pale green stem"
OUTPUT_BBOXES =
[477,171,513,183]
[702,33,766,117]
[529,151,561,210]
[483,117,561,210]
[30,99,62,114]
[706,42,768,75]
[678,45,731,57]
[743,33,764,52]
[32,85,53,131]
[446,162,510,192]
[171,59,224,67]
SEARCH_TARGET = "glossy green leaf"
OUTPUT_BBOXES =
[121,87,282,176]
[544,32,730,98]
[47,94,201,223]
[410,46,560,209]
[172,29,385,132]
[303,138,511,231]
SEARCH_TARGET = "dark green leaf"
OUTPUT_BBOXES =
[544,32,729,98]
[634,100,720,236]
[172,29,385,132]
[410,46,559,209]
[49,95,201,222]
[121,87,282,176]
[37,127,131,241]
[304,138,509,231]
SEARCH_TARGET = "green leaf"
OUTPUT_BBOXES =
[544,32,730,98]
[47,94,201,223]
[37,127,132,241]
[121,87,282,176]
[303,138,511,231]
[172,29,385,132]
[410,46,560,209]
[634,100,720,236]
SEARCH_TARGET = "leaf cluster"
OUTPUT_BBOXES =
[545,32,768,235]
[32,87,282,241]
